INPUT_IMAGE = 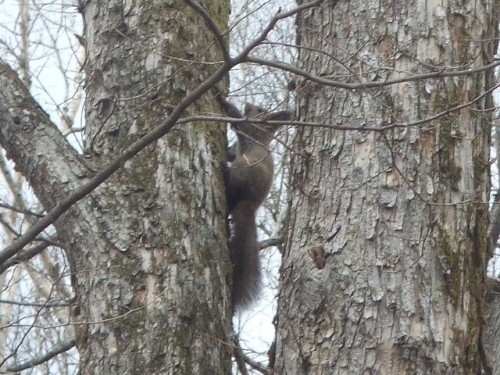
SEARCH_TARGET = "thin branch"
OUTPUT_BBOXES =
[0,214,22,237]
[0,298,72,308]
[5,340,75,372]
[244,353,270,375]
[184,0,230,62]
[0,276,61,369]
[233,337,250,375]
[237,0,326,59]
[259,237,283,250]
[0,242,50,274]
[178,79,498,131]
[233,336,270,375]
[0,201,44,218]
[246,56,500,90]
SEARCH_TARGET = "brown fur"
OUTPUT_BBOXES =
[217,94,293,310]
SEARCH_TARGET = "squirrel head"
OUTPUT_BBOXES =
[233,103,294,145]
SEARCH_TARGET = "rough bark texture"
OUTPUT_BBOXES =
[484,278,500,373]
[75,1,231,373]
[275,1,496,374]
[0,0,233,374]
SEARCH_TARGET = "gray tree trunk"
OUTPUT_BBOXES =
[76,1,232,373]
[275,0,497,374]
[484,277,500,374]
[0,0,233,374]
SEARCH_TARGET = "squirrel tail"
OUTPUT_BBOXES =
[230,200,261,310]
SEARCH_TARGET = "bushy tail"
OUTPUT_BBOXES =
[230,201,261,310]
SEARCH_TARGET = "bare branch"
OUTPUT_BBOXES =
[246,56,500,90]
[244,353,270,375]
[0,201,44,218]
[184,0,230,62]
[233,336,270,375]
[236,0,326,59]
[0,60,89,263]
[0,298,72,308]
[233,337,250,375]
[0,242,50,273]
[259,237,283,250]
[4,340,75,373]
[178,79,498,132]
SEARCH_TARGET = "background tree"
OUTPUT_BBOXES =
[0,0,82,373]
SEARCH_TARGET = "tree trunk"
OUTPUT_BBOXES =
[275,0,496,374]
[74,1,231,373]
[484,277,500,372]
[0,0,233,373]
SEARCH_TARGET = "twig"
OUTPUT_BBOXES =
[259,237,283,250]
[233,337,250,375]
[246,56,500,90]
[184,0,230,62]
[0,298,72,308]
[174,79,499,132]
[237,0,325,59]
[0,201,44,218]
[0,242,50,273]
[5,340,75,372]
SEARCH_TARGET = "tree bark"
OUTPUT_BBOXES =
[0,0,233,373]
[275,0,496,374]
[483,277,500,373]
[76,1,231,373]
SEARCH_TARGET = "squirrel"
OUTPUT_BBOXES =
[215,91,293,310]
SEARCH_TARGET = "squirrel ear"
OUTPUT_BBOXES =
[244,103,266,118]
[265,110,294,122]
